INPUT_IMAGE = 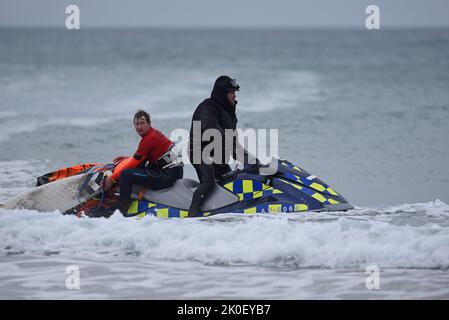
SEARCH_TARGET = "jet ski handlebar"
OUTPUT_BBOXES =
[222,161,276,180]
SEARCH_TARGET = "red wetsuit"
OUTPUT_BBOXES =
[112,127,173,181]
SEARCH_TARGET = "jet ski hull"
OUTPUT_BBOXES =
[124,158,353,218]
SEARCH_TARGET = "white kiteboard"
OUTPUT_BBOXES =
[0,171,109,213]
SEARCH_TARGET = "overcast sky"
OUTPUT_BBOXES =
[0,0,448,28]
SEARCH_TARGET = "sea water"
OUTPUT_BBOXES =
[0,28,448,299]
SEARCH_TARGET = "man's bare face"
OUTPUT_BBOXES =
[133,117,151,137]
[227,91,237,107]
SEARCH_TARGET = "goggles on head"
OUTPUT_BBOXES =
[228,78,240,91]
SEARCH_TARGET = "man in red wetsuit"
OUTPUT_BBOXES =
[103,110,183,215]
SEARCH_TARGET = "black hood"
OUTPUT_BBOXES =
[210,75,239,111]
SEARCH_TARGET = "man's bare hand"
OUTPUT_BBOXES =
[103,176,115,191]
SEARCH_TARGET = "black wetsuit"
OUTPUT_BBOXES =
[118,165,183,214]
[114,128,184,215]
[188,76,254,217]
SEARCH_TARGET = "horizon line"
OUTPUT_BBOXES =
[1,25,449,31]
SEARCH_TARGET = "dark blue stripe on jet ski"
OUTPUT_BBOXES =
[138,201,148,213]
[233,180,243,194]
[168,208,181,217]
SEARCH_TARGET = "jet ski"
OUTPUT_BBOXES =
[27,157,353,218]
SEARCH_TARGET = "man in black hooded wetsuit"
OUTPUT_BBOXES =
[188,75,259,217]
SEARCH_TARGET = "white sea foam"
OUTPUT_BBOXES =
[0,160,51,201]
[0,110,19,118]
[1,200,448,270]
[0,114,133,142]
[242,70,325,113]
[0,118,42,142]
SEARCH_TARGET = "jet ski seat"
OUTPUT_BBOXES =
[178,178,200,191]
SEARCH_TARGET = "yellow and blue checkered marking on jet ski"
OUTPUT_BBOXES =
[280,161,303,172]
[126,178,318,218]
[278,178,340,205]
[281,172,339,197]
[127,199,309,217]
[127,200,211,218]
[223,179,283,201]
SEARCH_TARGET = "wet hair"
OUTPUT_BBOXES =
[133,110,151,124]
